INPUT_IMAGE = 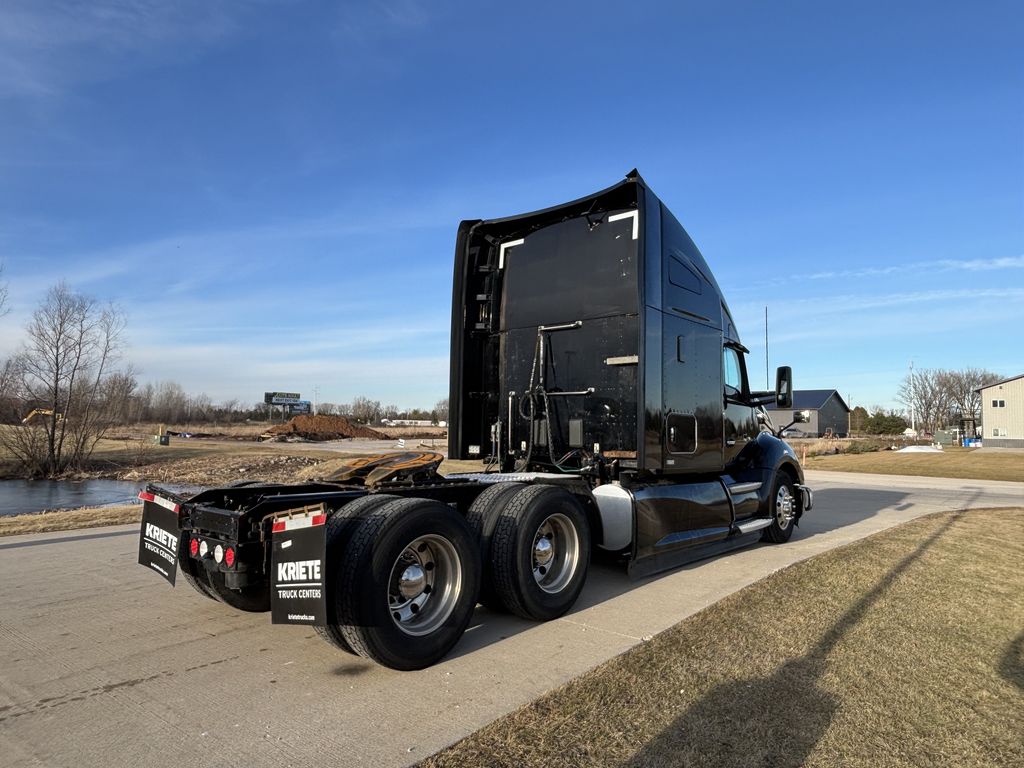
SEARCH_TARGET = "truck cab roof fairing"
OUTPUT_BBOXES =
[448,171,649,463]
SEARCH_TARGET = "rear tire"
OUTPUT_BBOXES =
[466,482,525,611]
[178,536,217,601]
[335,498,481,671]
[490,485,590,621]
[314,494,399,655]
[203,570,272,612]
[761,474,797,544]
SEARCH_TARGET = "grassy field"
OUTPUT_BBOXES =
[0,504,140,536]
[805,446,1024,482]
[423,508,1024,768]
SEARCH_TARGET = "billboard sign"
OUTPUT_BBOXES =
[265,391,301,405]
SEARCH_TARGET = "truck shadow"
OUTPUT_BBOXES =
[622,511,961,767]
[794,487,910,540]
[999,630,1024,692]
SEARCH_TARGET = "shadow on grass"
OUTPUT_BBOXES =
[999,630,1024,692]
[625,512,961,767]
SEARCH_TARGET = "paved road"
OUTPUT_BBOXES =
[1,471,1021,768]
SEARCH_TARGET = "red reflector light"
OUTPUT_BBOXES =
[138,491,155,502]
[225,547,235,568]
[189,537,199,557]
[272,520,286,534]
[311,513,327,527]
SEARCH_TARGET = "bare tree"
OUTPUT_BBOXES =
[187,392,212,423]
[896,368,950,434]
[1,283,130,476]
[434,397,449,423]
[130,381,155,423]
[151,380,187,423]
[896,367,1004,435]
[0,261,9,317]
[318,402,337,416]
[941,368,1001,419]
[351,396,381,424]
[218,398,239,425]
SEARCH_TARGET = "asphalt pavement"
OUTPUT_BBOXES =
[1,471,1021,767]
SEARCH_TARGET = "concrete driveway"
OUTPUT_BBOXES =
[1,471,1021,767]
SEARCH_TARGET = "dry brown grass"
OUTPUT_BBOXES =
[0,504,140,536]
[423,508,1024,768]
[805,447,1024,482]
[104,422,268,440]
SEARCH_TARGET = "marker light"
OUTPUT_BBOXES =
[224,547,236,568]
[189,537,199,557]
[199,540,209,558]
[214,544,224,564]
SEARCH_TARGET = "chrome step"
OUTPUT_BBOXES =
[735,517,772,535]
[727,481,762,495]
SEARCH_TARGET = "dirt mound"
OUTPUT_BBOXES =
[264,414,385,441]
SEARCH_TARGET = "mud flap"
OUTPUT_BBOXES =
[138,496,181,585]
[270,511,328,626]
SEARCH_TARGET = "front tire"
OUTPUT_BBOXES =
[335,498,481,671]
[762,474,797,544]
[490,485,591,621]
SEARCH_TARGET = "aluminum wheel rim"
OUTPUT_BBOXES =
[532,513,580,594]
[387,534,461,637]
[775,485,795,530]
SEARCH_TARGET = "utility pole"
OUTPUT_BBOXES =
[313,385,320,416]
[909,360,916,433]
[764,305,769,389]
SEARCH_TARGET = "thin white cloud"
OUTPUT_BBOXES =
[334,0,435,39]
[0,0,250,99]
[805,254,1024,281]
[789,287,1024,314]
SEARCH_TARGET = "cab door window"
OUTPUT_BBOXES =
[723,347,744,398]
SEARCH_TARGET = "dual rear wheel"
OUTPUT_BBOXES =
[321,496,481,671]
[316,483,591,669]
[470,483,591,621]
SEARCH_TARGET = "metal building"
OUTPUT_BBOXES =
[977,373,1024,448]
[765,389,851,438]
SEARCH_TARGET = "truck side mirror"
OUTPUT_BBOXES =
[775,366,793,409]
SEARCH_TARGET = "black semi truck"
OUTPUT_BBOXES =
[138,170,813,670]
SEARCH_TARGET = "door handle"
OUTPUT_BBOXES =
[726,439,736,447]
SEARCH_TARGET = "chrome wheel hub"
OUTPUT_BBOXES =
[531,513,580,594]
[398,563,426,600]
[387,534,461,636]
[775,485,795,530]
[534,536,554,566]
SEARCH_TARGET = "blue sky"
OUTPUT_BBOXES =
[1,1,1021,411]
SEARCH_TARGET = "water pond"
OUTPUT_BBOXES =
[0,479,147,517]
